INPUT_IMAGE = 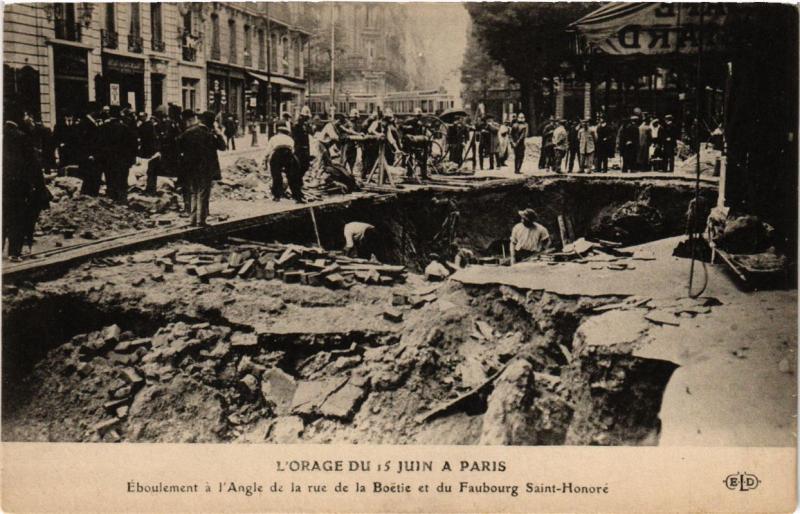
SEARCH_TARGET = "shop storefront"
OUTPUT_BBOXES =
[52,45,89,118]
[97,54,145,112]
[207,62,245,131]
[149,58,169,113]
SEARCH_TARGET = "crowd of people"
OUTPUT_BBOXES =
[444,113,530,174]
[2,101,231,258]
[537,112,681,174]
[2,97,692,260]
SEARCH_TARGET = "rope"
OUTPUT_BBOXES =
[687,3,709,299]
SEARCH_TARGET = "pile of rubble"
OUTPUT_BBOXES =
[39,176,182,241]
[541,237,656,272]
[148,242,407,289]
[213,158,273,202]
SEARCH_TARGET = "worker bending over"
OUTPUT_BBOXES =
[343,221,377,259]
[264,123,304,203]
[509,208,550,264]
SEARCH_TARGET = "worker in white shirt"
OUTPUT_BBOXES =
[264,123,303,203]
[509,208,550,264]
[343,221,377,259]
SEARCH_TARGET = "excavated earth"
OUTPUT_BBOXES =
[5,177,772,446]
[2,239,684,445]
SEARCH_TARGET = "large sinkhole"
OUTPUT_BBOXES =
[3,178,709,444]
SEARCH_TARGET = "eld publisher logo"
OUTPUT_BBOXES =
[724,472,761,492]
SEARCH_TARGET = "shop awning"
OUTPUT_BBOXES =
[570,2,730,56]
[248,71,306,91]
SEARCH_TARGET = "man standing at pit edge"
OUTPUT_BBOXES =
[177,110,226,227]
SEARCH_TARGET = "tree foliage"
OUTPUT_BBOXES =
[460,24,515,108]
[465,2,596,87]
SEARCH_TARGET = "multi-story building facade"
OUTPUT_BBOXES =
[3,2,311,130]
[305,2,410,115]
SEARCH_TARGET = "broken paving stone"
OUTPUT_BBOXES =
[76,362,93,377]
[240,374,259,395]
[114,338,151,353]
[644,310,681,327]
[237,355,267,377]
[268,416,305,443]
[456,358,488,389]
[424,261,451,282]
[92,418,120,436]
[112,385,133,399]
[474,320,495,340]
[230,332,259,349]
[319,383,366,420]
[260,368,298,416]
[290,378,348,416]
[479,359,537,445]
[103,398,128,412]
[332,355,362,371]
[116,405,129,419]
[119,367,144,385]
[383,307,403,323]
[391,292,408,306]
[103,324,122,343]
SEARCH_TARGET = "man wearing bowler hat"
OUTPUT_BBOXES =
[177,110,226,226]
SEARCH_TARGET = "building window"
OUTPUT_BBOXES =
[102,4,118,48]
[228,19,237,64]
[269,33,277,71]
[365,5,372,26]
[105,4,116,33]
[293,39,301,77]
[258,29,266,69]
[243,24,251,66]
[182,78,198,111]
[128,3,143,53]
[366,41,375,61]
[151,3,164,51]
[211,14,220,60]
[54,3,80,41]
[182,10,198,61]
[182,10,192,33]
[281,36,289,73]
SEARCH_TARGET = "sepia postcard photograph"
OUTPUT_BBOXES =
[1,1,797,512]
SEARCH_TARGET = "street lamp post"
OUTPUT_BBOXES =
[250,79,259,146]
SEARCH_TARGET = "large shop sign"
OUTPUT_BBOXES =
[573,3,730,56]
[103,55,145,75]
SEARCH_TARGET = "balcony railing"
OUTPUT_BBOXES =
[101,29,118,49]
[128,34,143,53]
[211,46,221,61]
[182,45,197,62]
[152,38,166,52]
[54,21,81,42]
[181,32,201,62]
[244,52,252,67]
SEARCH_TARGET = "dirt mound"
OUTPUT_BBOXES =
[213,158,273,202]
[590,199,664,245]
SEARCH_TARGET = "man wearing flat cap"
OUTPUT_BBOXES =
[509,208,551,264]
[176,110,226,226]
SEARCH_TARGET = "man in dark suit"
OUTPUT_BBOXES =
[3,105,48,258]
[619,115,640,173]
[176,110,226,226]
[293,106,312,177]
[97,105,137,202]
[659,114,678,172]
